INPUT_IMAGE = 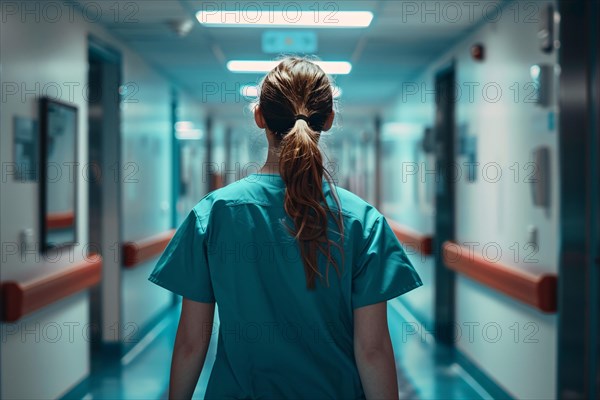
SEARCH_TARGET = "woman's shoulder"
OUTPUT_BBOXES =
[326,185,383,226]
[191,175,277,215]
[190,179,383,229]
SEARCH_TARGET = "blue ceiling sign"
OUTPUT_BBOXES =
[262,31,318,54]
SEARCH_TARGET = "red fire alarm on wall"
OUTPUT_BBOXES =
[470,43,485,61]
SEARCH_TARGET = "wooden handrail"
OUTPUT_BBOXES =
[122,230,175,268]
[0,254,103,322]
[46,211,75,230]
[442,241,558,313]
[387,219,433,256]
[211,173,224,190]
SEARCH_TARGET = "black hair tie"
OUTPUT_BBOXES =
[295,114,310,123]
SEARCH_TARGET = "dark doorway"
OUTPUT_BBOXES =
[556,0,600,398]
[433,63,457,345]
[87,36,122,351]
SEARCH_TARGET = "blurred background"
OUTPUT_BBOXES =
[0,0,598,399]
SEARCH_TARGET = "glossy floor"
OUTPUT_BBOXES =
[69,301,488,400]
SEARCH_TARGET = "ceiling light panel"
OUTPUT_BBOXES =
[196,10,373,28]
[227,60,352,74]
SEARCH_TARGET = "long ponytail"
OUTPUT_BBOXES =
[259,57,344,289]
[279,119,342,289]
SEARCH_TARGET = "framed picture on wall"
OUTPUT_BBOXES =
[39,97,78,252]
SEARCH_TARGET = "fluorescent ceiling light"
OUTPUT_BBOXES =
[382,122,422,139]
[227,60,352,74]
[241,85,259,98]
[175,121,203,140]
[241,85,342,99]
[196,10,373,28]
[176,129,203,140]
[175,121,194,131]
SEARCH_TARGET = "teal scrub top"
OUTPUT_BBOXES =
[149,173,422,400]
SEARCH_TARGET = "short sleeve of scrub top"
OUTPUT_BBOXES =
[352,215,423,309]
[148,209,215,303]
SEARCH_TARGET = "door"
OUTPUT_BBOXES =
[557,1,599,398]
[87,36,122,351]
[433,63,457,345]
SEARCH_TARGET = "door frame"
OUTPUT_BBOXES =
[87,35,123,351]
[556,1,599,398]
[432,61,457,345]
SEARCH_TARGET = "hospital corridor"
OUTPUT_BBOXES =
[0,1,599,399]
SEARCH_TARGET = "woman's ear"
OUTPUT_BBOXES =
[254,106,266,129]
[322,110,335,132]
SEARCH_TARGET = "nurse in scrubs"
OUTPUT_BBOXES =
[149,57,422,400]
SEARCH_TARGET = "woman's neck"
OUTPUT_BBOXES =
[259,147,280,175]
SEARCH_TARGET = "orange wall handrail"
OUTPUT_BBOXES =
[211,173,224,190]
[46,211,75,230]
[387,219,433,256]
[0,254,103,322]
[122,230,175,268]
[442,241,558,313]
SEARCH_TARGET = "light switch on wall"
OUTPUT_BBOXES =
[20,228,34,255]
[527,225,539,251]
[531,146,551,208]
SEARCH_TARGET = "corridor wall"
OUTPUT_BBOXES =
[383,1,559,398]
[0,3,206,397]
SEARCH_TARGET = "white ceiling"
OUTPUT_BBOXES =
[79,0,503,123]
